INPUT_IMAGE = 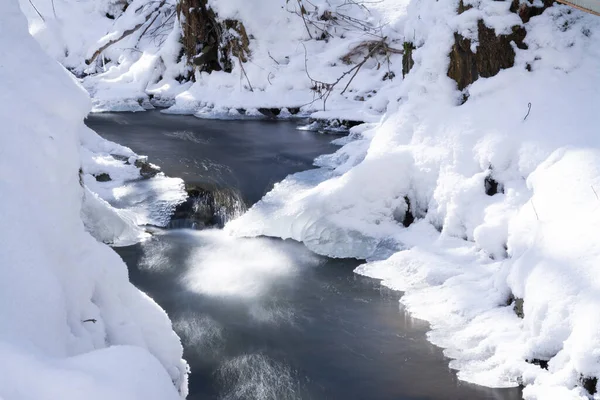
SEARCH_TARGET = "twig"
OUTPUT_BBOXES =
[531,199,539,221]
[85,0,167,65]
[592,185,599,200]
[523,102,532,121]
[268,51,280,65]
[340,41,383,94]
[301,39,386,110]
[51,0,57,18]
[238,57,254,92]
[137,8,162,43]
[297,0,313,39]
[27,0,45,22]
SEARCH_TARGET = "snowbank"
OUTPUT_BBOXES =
[19,0,405,119]
[19,0,600,397]
[79,125,187,245]
[0,2,188,398]
[226,1,600,398]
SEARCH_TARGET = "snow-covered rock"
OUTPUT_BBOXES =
[0,1,188,398]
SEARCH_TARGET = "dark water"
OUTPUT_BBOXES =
[87,112,522,400]
[87,112,338,205]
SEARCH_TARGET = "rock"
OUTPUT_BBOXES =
[484,174,502,196]
[393,196,416,227]
[111,154,131,164]
[448,20,527,91]
[580,375,598,395]
[134,158,160,179]
[94,173,111,182]
[402,196,415,227]
[513,297,524,318]
[383,71,396,81]
[505,293,524,318]
[170,186,215,228]
[169,184,247,229]
[307,118,364,133]
[526,358,549,370]
[257,108,281,118]
[402,42,416,77]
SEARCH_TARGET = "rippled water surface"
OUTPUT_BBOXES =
[88,112,522,400]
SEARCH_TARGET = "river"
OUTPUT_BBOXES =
[86,111,522,400]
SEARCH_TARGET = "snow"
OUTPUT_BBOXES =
[225,2,600,399]
[0,1,187,398]
[19,0,406,118]
[79,124,186,243]
[17,0,600,397]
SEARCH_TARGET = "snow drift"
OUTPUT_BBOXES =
[224,1,600,399]
[19,0,600,397]
[0,2,188,398]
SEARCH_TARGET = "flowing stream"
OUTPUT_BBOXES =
[87,111,523,400]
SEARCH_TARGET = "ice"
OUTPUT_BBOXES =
[81,186,150,245]
[80,124,187,240]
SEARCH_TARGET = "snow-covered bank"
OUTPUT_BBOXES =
[19,0,600,397]
[0,2,188,398]
[225,1,600,399]
[80,125,187,245]
[19,0,404,119]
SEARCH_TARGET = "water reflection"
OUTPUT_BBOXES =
[91,112,523,400]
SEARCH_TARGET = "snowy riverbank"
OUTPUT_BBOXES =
[225,2,600,399]
[1,2,188,398]
[16,0,600,398]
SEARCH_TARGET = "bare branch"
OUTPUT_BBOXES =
[27,0,45,22]
[301,38,396,110]
[85,0,167,65]
[51,0,57,18]
[297,0,314,39]
[238,57,254,92]
[268,51,280,65]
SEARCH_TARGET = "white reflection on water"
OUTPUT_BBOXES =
[182,230,320,299]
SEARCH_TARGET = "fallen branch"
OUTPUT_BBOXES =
[268,51,280,65]
[296,0,314,39]
[137,8,162,43]
[238,56,254,92]
[340,40,383,94]
[27,0,45,22]
[85,0,166,65]
[302,39,390,110]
